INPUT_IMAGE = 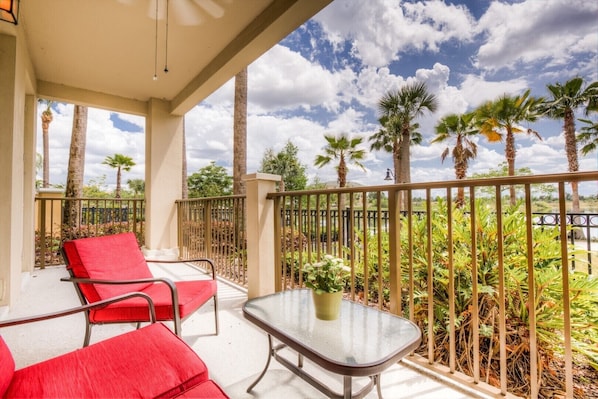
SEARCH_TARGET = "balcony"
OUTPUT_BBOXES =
[0,263,481,399]
[28,171,598,398]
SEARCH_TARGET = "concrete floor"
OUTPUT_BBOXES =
[0,264,485,399]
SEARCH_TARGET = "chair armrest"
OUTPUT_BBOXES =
[60,276,180,321]
[0,292,156,328]
[60,276,176,289]
[146,258,216,280]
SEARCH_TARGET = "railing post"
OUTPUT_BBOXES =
[243,173,281,299]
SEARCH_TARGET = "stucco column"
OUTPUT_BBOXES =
[145,98,183,251]
[244,173,281,299]
[0,33,25,308]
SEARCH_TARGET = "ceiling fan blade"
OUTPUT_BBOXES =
[193,0,224,19]
[173,0,204,26]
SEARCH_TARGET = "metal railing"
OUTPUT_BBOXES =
[265,172,598,399]
[176,196,247,286]
[35,197,145,268]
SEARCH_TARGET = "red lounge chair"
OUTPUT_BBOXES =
[0,292,228,398]
[61,232,218,346]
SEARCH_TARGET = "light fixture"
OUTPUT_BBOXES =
[384,168,394,181]
[0,0,19,25]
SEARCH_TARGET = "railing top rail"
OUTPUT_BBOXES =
[266,171,598,199]
[175,195,246,203]
[35,197,145,201]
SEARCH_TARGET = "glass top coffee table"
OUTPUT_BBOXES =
[242,289,422,399]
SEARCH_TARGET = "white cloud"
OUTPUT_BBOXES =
[474,0,598,73]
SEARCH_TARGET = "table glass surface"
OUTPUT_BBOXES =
[243,289,421,367]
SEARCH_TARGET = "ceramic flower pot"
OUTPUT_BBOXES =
[311,290,343,320]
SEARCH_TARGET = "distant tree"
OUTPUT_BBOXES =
[187,161,232,197]
[259,140,307,191]
[315,133,366,188]
[63,105,87,232]
[540,77,598,211]
[103,154,135,198]
[39,99,54,188]
[127,178,145,197]
[431,112,478,207]
[83,175,109,197]
[471,162,556,199]
[475,90,543,205]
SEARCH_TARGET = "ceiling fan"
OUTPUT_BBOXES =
[120,0,228,26]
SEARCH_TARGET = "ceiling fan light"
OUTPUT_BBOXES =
[0,0,19,25]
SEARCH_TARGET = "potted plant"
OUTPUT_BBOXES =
[302,255,350,320]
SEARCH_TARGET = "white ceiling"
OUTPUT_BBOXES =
[9,0,332,115]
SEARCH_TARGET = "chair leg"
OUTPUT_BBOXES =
[213,295,219,335]
[83,321,92,347]
[173,314,182,336]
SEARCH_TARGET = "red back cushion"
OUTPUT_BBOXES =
[0,336,15,396]
[62,233,153,302]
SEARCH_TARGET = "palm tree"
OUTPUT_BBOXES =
[233,66,247,195]
[577,118,598,155]
[314,133,366,188]
[39,99,54,188]
[540,78,598,211]
[103,154,136,198]
[371,82,438,185]
[63,105,88,233]
[476,90,543,205]
[431,112,478,207]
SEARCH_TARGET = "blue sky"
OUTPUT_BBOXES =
[39,0,598,194]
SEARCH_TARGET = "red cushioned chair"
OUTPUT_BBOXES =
[61,232,218,347]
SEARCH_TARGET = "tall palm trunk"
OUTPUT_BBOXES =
[233,67,247,195]
[564,108,580,211]
[41,109,53,188]
[505,128,516,205]
[181,117,188,199]
[398,126,411,210]
[115,167,122,198]
[63,105,88,236]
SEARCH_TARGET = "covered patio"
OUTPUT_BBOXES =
[0,0,332,308]
[0,263,486,399]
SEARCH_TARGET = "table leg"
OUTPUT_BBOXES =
[343,376,352,399]
[375,374,383,399]
[246,334,274,393]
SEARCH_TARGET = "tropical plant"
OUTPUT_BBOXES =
[475,89,544,205]
[540,78,598,211]
[371,82,438,186]
[103,154,136,198]
[431,112,478,207]
[187,161,232,197]
[314,133,366,188]
[259,140,307,191]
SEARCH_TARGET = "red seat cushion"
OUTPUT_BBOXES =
[5,323,209,398]
[0,337,15,396]
[171,379,229,398]
[63,233,154,302]
[89,279,218,323]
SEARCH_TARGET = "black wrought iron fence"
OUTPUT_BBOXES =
[35,197,145,268]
